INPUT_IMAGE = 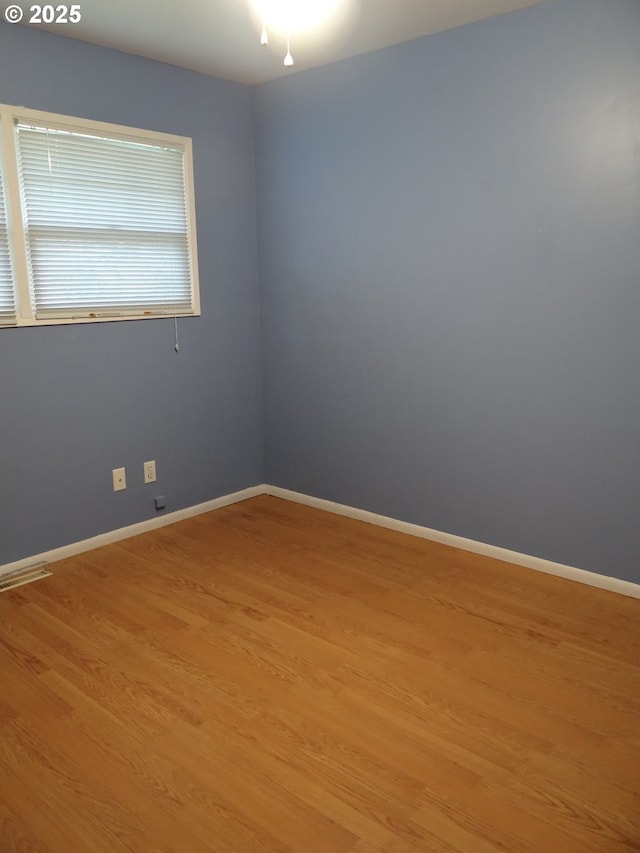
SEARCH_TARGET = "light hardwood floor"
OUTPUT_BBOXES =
[1,496,639,852]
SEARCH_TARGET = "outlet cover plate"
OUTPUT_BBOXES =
[112,467,126,492]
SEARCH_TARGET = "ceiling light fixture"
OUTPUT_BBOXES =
[252,0,348,68]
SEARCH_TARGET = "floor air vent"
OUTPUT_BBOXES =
[0,564,52,593]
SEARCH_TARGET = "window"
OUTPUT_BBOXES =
[0,104,199,326]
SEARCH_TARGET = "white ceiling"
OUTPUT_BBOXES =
[21,0,549,85]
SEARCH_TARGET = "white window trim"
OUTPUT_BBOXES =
[0,103,200,327]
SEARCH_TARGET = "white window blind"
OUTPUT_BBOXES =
[0,159,15,325]
[16,121,194,319]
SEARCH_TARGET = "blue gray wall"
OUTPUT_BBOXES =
[0,24,263,563]
[1,1,638,585]
[255,0,640,582]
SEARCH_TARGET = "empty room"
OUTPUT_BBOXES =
[0,0,639,850]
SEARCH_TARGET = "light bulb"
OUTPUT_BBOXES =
[251,0,346,35]
[260,26,268,45]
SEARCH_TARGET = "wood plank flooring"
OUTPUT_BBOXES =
[1,495,639,851]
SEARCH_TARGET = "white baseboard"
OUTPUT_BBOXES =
[265,485,640,600]
[0,485,265,578]
[3,482,638,600]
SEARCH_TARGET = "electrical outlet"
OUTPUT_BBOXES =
[144,460,156,484]
[112,467,126,492]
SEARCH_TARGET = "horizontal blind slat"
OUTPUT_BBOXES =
[16,121,194,318]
